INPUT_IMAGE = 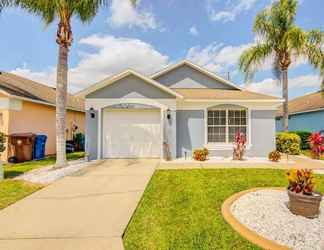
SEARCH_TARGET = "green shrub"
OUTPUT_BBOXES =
[73,132,85,151]
[0,132,6,180]
[268,150,281,162]
[193,148,209,161]
[0,132,5,154]
[289,131,311,150]
[276,132,301,155]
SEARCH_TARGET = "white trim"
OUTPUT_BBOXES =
[76,69,183,99]
[248,109,252,146]
[205,143,252,150]
[177,100,281,110]
[184,99,283,103]
[97,108,102,160]
[160,109,164,159]
[86,98,176,110]
[151,60,243,90]
[0,97,22,111]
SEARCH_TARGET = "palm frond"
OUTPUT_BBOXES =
[253,8,277,40]
[14,0,56,25]
[0,0,14,12]
[304,30,324,91]
[282,26,306,55]
[239,43,273,82]
[74,0,109,23]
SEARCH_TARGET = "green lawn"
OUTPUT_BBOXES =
[302,149,324,160]
[0,152,85,210]
[4,151,85,178]
[123,169,324,250]
[0,180,43,209]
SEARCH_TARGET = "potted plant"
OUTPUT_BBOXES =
[308,132,324,159]
[233,132,246,160]
[286,169,322,218]
[0,132,6,180]
[268,150,281,162]
[193,148,209,161]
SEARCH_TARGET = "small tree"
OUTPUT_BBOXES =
[308,132,324,159]
[233,132,246,160]
[0,132,6,180]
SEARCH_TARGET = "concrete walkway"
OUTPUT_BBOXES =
[0,159,158,250]
[158,155,324,171]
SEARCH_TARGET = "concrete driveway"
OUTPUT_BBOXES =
[0,159,158,250]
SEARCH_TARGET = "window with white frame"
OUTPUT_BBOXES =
[207,109,247,143]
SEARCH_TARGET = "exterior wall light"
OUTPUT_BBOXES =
[90,107,95,119]
[166,109,171,120]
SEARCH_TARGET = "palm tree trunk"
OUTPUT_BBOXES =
[282,69,289,132]
[55,44,68,168]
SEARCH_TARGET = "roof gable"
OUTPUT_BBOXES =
[151,60,242,90]
[77,70,183,99]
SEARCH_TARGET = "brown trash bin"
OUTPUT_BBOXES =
[9,133,36,163]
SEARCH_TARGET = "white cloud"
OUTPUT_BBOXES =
[186,40,308,77]
[207,0,259,23]
[11,66,56,88]
[109,0,158,30]
[246,74,321,97]
[11,35,169,93]
[189,26,199,36]
[186,42,253,74]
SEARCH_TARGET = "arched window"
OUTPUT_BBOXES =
[207,105,248,144]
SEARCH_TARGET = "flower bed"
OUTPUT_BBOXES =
[230,189,323,250]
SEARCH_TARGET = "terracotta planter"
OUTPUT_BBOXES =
[287,189,322,219]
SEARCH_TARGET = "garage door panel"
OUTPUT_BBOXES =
[103,109,161,158]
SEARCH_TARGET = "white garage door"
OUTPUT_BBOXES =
[103,109,161,158]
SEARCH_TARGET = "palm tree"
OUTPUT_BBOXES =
[239,0,324,132]
[0,0,13,12]
[14,0,136,167]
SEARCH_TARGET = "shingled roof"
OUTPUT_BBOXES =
[0,72,84,112]
[173,88,280,101]
[277,91,324,117]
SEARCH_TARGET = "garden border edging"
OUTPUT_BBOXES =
[221,187,290,250]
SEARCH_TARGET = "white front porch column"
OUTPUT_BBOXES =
[97,107,102,159]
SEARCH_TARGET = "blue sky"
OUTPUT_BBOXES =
[0,0,323,98]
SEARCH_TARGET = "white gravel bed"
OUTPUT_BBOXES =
[231,190,324,250]
[15,160,100,184]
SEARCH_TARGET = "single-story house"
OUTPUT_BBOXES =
[276,91,324,132]
[0,72,85,161]
[77,60,282,160]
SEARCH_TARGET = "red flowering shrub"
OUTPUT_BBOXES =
[193,148,209,161]
[308,132,324,159]
[287,169,316,195]
[233,132,246,160]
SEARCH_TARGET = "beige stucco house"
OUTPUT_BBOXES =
[0,72,85,161]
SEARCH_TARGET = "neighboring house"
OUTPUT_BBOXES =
[0,72,85,162]
[77,60,282,160]
[276,91,324,132]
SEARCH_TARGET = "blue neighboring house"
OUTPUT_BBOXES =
[276,91,324,132]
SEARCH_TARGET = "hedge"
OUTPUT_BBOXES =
[276,132,301,155]
[289,131,311,150]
